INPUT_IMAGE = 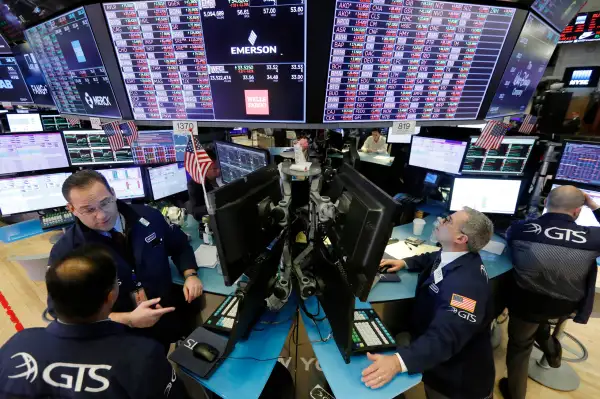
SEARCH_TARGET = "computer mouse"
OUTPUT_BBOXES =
[379,265,391,274]
[192,343,220,363]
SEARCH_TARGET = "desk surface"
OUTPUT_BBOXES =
[359,152,395,166]
[183,297,296,399]
[368,215,513,303]
[302,296,422,398]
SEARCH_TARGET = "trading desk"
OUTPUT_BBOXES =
[359,152,395,166]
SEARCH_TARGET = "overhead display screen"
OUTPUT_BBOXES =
[486,14,559,118]
[462,136,536,175]
[563,66,600,87]
[323,0,517,122]
[11,43,55,106]
[532,0,587,32]
[0,56,33,103]
[24,7,123,118]
[559,11,600,43]
[103,0,306,122]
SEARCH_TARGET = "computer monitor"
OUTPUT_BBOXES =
[96,167,145,200]
[215,141,269,184]
[450,177,522,215]
[556,141,600,187]
[103,1,307,122]
[209,165,283,286]
[409,136,468,175]
[563,66,600,88]
[7,113,42,132]
[545,184,600,227]
[0,56,33,104]
[462,136,537,176]
[131,130,179,165]
[11,42,55,107]
[424,172,440,187]
[64,130,133,166]
[0,172,71,215]
[323,164,399,301]
[148,163,188,201]
[0,133,69,175]
[42,115,80,131]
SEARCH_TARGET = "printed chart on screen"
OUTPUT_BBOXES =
[462,137,536,175]
[149,163,188,200]
[546,184,600,226]
[486,14,559,118]
[0,133,70,175]
[24,7,122,118]
[556,141,600,187]
[559,11,600,44]
[64,130,133,166]
[0,57,33,103]
[323,0,516,122]
[97,167,145,199]
[0,172,71,215]
[103,0,306,122]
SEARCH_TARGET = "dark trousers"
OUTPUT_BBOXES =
[424,385,450,399]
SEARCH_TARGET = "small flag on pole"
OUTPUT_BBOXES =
[518,114,537,134]
[120,121,139,146]
[65,116,80,127]
[103,121,125,152]
[184,135,213,184]
[474,121,509,151]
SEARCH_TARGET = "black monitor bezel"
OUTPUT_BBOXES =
[0,171,72,216]
[448,175,524,215]
[147,162,188,201]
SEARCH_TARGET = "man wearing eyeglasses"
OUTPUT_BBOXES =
[47,170,204,351]
[362,207,495,399]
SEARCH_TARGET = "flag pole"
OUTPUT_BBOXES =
[189,131,211,213]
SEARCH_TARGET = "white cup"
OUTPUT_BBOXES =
[413,218,426,236]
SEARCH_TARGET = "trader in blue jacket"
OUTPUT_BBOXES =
[363,207,495,399]
[500,185,600,399]
[48,170,204,350]
[1,245,188,398]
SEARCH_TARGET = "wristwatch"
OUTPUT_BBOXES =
[185,272,198,280]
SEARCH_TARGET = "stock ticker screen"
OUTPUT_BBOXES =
[532,0,587,32]
[462,136,536,175]
[103,0,306,122]
[0,56,33,103]
[559,11,600,44]
[24,7,123,118]
[556,141,600,187]
[323,0,517,122]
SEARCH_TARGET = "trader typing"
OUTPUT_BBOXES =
[0,245,188,398]
[501,185,600,399]
[361,128,388,154]
[364,207,495,399]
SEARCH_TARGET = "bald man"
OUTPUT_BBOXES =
[500,185,600,399]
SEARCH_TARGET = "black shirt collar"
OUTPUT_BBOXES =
[46,320,127,339]
[539,212,576,222]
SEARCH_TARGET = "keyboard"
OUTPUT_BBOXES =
[393,193,423,205]
[351,309,396,353]
[204,295,240,334]
[40,211,75,230]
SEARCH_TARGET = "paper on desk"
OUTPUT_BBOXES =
[385,241,440,260]
[374,155,390,160]
[194,244,218,268]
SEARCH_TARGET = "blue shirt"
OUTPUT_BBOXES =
[98,215,124,238]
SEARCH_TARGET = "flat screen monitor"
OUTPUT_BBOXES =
[103,0,307,122]
[563,66,600,88]
[387,126,421,144]
[532,0,587,32]
[486,14,560,118]
[64,130,133,166]
[0,133,69,175]
[559,11,600,43]
[0,34,10,54]
[545,184,600,226]
[7,113,42,132]
[11,42,55,106]
[96,166,145,200]
[24,7,123,118]
[450,177,522,214]
[322,1,519,122]
[148,163,188,200]
[0,172,71,215]
[131,130,187,165]
[462,136,537,175]
[409,136,468,175]
[0,56,33,103]
[42,115,81,131]
[215,141,269,184]
[556,141,600,187]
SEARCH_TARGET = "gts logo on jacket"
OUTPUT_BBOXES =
[523,223,587,243]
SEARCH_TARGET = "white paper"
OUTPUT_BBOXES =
[385,241,440,260]
[482,240,505,255]
[90,117,102,130]
[374,155,390,160]
[392,120,416,135]
[194,244,218,268]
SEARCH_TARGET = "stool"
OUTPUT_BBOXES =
[528,317,586,391]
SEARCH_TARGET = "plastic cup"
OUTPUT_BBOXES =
[413,218,426,236]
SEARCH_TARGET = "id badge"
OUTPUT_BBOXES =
[130,287,148,307]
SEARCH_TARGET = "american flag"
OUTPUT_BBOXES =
[474,121,509,151]
[103,121,125,152]
[120,121,139,146]
[65,116,79,127]
[184,135,213,184]
[450,293,477,313]
[518,114,537,134]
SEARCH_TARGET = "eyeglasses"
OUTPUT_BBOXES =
[76,197,115,216]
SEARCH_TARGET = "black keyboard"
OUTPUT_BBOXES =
[351,309,396,353]
[393,193,423,205]
[204,295,240,334]
[40,211,75,230]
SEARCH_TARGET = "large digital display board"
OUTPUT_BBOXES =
[11,42,55,106]
[0,56,33,103]
[103,0,306,122]
[24,7,123,118]
[532,0,587,32]
[322,0,517,122]
[559,11,600,43]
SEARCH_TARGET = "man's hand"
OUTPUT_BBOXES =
[361,353,402,389]
[379,259,407,273]
[584,193,599,211]
[183,275,204,303]
[128,298,175,328]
